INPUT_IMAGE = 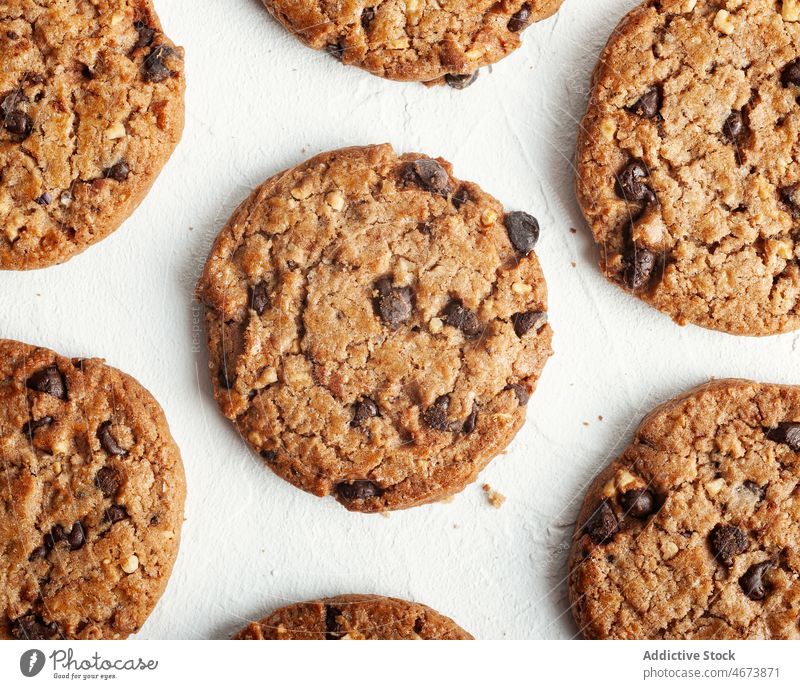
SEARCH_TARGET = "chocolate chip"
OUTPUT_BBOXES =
[620,488,655,518]
[743,480,766,501]
[218,366,234,390]
[26,365,67,400]
[781,59,800,87]
[505,383,530,405]
[723,111,746,141]
[11,614,60,641]
[452,186,471,209]
[104,505,128,524]
[248,281,269,316]
[325,605,343,640]
[143,44,177,82]
[402,159,452,197]
[764,422,800,451]
[623,246,656,291]
[513,310,547,337]
[97,421,127,456]
[443,300,482,338]
[507,4,531,32]
[260,449,277,462]
[7,31,18,40]
[627,86,661,119]
[134,20,156,49]
[44,524,67,549]
[95,466,121,498]
[445,72,478,90]
[336,480,384,502]
[374,277,413,329]
[423,395,459,432]
[4,110,32,139]
[504,211,540,255]
[709,524,749,565]
[81,64,94,80]
[584,500,618,544]
[361,7,376,29]
[462,405,478,434]
[739,561,773,601]
[34,192,51,206]
[780,184,800,216]
[22,416,53,437]
[325,41,346,61]
[67,521,85,550]
[615,159,655,205]
[351,397,379,427]
[28,545,49,561]
[106,161,130,182]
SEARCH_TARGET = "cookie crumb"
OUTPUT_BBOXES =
[482,483,506,509]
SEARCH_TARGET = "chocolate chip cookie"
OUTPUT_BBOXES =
[197,144,553,512]
[0,339,186,639]
[234,595,473,639]
[576,0,800,335]
[569,379,800,639]
[0,0,184,270]
[261,0,563,85]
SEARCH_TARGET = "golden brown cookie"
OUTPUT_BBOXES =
[234,595,473,639]
[0,339,186,639]
[569,379,800,639]
[0,0,185,270]
[576,0,800,335]
[197,144,553,512]
[261,0,563,85]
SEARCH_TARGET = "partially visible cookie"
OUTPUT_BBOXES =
[576,0,800,335]
[197,144,553,512]
[0,339,185,640]
[234,595,473,640]
[0,0,185,270]
[568,379,800,639]
[261,0,563,85]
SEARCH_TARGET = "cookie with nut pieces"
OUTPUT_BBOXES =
[234,594,473,639]
[260,0,563,86]
[569,379,800,639]
[0,0,184,269]
[196,143,553,512]
[576,0,800,335]
[0,339,185,639]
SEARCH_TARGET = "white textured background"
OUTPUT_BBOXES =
[2,0,799,640]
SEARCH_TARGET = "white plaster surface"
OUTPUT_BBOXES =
[1,0,798,639]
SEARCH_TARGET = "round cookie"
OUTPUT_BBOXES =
[0,0,184,270]
[261,0,563,85]
[568,379,800,640]
[576,0,800,335]
[0,339,185,640]
[197,144,553,512]
[234,594,473,639]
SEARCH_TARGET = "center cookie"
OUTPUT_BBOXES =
[0,339,185,640]
[576,0,800,335]
[0,0,184,270]
[197,144,553,512]
[234,594,472,640]
[568,379,800,639]
[261,0,563,85]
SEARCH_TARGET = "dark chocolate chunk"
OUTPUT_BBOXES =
[402,159,452,196]
[143,44,177,82]
[723,111,746,141]
[249,281,270,316]
[67,521,85,550]
[374,277,413,329]
[325,41,346,61]
[26,365,67,400]
[29,545,49,561]
[504,211,540,255]
[512,310,547,337]
[780,184,800,216]
[423,395,459,432]
[764,422,800,451]
[361,7,376,29]
[462,405,478,434]
[507,4,531,32]
[623,246,656,291]
[104,505,128,524]
[445,72,478,90]
[44,524,67,549]
[22,416,53,437]
[260,449,277,462]
[627,86,661,119]
[584,500,618,544]
[325,605,343,640]
[619,488,655,518]
[336,480,384,502]
[443,300,482,338]
[351,397,379,427]
[615,159,656,204]
[35,192,51,206]
[97,421,127,456]
[739,560,773,600]
[11,614,60,640]
[95,466,121,498]
[505,383,530,406]
[709,524,749,565]
[781,58,800,87]
[4,110,32,139]
[106,161,130,182]
[134,20,156,49]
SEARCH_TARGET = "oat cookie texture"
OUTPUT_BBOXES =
[576,0,800,335]
[0,0,184,269]
[197,144,553,512]
[261,0,563,85]
[235,594,473,639]
[569,379,800,639]
[0,339,185,639]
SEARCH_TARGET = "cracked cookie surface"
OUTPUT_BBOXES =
[234,594,473,639]
[0,339,185,639]
[261,0,563,85]
[197,144,553,512]
[0,0,184,270]
[576,0,800,335]
[569,379,800,639]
